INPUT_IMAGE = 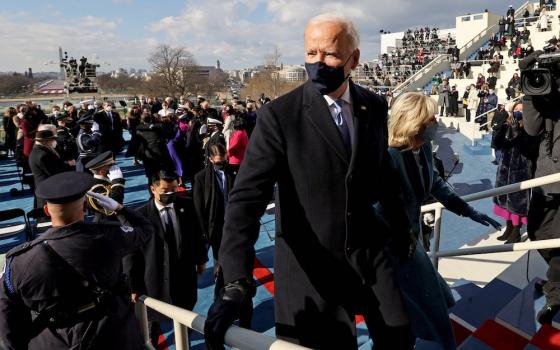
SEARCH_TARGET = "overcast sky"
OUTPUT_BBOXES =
[0,0,526,73]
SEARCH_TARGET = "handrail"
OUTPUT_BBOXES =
[424,171,560,269]
[392,54,451,95]
[429,238,560,258]
[421,172,560,213]
[136,296,312,350]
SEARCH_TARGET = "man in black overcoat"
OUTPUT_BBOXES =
[123,171,208,345]
[204,14,415,350]
[94,101,124,155]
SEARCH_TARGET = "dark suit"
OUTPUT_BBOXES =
[28,145,70,208]
[123,197,208,322]
[193,164,236,259]
[219,80,412,348]
[94,110,124,154]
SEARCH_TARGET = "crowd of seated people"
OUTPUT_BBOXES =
[367,27,457,87]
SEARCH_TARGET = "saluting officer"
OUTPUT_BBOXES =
[85,151,125,222]
[0,171,154,350]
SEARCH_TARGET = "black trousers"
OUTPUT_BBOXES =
[465,108,471,122]
[528,192,560,305]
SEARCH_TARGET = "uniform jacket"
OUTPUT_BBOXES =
[123,197,208,319]
[219,80,412,347]
[89,175,125,223]
[0,207,153,350]
[193,164,236,259]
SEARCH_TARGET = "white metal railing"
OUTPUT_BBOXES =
[135,296,312,350]
[422,172,560,269]
[392,54,452,95]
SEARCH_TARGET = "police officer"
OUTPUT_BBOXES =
[76,112,101,173]
[85,151,125,222]
[0,171,153,349]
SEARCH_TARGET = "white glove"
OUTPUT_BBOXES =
[107,165,123,181]
[87,191,121,212]
[92,122,100,132]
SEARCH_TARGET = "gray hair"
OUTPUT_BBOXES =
[307,14,360,51]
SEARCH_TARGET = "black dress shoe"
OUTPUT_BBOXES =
[537,303,560,324]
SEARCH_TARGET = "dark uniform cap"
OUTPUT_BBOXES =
[35,171,94,204]
[85,151,115,170]
[77,110,94,124]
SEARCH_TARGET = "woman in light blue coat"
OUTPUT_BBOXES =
[378,92,501,350]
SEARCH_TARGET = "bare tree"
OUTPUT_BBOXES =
[148,44,198,96]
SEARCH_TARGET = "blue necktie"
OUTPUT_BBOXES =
[333,99,352,155]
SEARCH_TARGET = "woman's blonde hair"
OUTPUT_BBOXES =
[389,92,437,149]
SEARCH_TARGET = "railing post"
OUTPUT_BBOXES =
[174,320,190,350]
[135,300,151,349]
[431,207,443,270]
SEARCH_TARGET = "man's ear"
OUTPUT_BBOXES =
[43,204,51,217]
[351,48,361,70]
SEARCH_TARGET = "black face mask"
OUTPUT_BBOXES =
[305,53,354,95]
[213,162,226,171]
[159,191,177,205]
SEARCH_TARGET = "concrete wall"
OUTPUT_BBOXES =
[455,12,501,49]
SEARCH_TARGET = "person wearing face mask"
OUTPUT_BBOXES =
[123,170,207,348]
[492,101,539,244]
[205,14,417,350]
[94,101,124,155]
[193,144,238,297]
[203,118,226,161]
[29,125,72,208]
[85,151,125,223]
[490,103,510,165]
[383,92,501,349]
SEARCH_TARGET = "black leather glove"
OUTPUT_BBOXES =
[465,206,502,230]
[204,279,255,350]
[390,229,417,261]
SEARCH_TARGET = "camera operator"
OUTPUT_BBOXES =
[521,50,560,323]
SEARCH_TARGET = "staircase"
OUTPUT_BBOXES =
[393,2,532,97]
[437,254,560,350]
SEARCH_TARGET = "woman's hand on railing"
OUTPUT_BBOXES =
[465,207,502,230]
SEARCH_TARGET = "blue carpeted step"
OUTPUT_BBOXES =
[463,142,491,155]
[450,280,482,302]
[524,344,543,349]
[495,278,545,340]
[458,336,494,350]
[450,278,521,331]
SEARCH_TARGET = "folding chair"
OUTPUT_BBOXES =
[9,159,34,197]
[27,207,52,239]
[0,208,29,254]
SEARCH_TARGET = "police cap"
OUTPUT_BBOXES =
[36,171,94,204]
[85,151,115,170]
